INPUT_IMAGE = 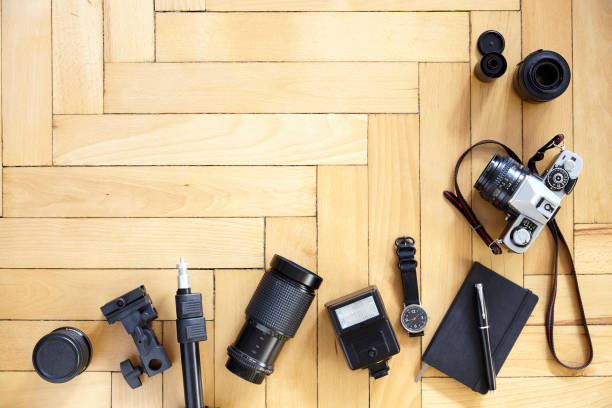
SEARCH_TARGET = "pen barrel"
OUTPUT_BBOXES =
[176,291,207,408]
[180,342,204,408]
[478,328,496,390]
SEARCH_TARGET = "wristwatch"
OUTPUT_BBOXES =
[396,236,429,337]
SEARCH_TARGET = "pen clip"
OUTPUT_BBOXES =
[475,283,487,321]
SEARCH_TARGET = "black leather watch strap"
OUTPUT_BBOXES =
[395,237,419,306]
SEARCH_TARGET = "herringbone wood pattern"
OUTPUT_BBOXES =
[0,1,611,407]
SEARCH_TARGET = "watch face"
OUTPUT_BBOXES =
[400,304,429,333]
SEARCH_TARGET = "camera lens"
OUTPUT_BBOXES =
[226,255,322,384]
[513,49,571,103]
[474,154,531,211]
[32,327,92,383]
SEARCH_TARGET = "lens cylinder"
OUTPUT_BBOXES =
[474,52,507,82]
[513,49,571,103]
[32,327,92,383]
[474,154,530,211]
[226,255,322,384]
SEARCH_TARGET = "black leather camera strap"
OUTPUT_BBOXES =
[443,139,521,255]
[443,134,593,370]
[395,237,419,306]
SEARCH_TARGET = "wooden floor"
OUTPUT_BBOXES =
[0,0,611,407]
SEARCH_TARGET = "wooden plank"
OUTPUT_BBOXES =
[317,166,369,408]
[0,372,110,408]
[0,218,262,269]
[156,12,468,62]
[573,0,612,223]
[112,373,162,408]
[575,224,612,274]
[104,0,154,62]
[53,114,367,166]
[0,320,161,371]
[368,114,421,408]
[163,321,214,408]
[0,269,213,320]
[419,63,471,349]
[503,325,612,377]
[214,269,265,408]
[1,0,52,165]
[52,0,103,114]
[207,0,519,11]
[422,377,612,407]
[526,274,612,325]
[155,0,206,10]
[264,217,317,408]
[522,0,574,276]
[4,166,316,217]
[104,62,418,113]
[470,11,523,283]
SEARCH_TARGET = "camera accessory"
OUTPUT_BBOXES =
[443,136,593,370]
[326,286,400,379]
[513,49,571,102]
[477,30,505,54]
[101,286,171,388]
[395,236,428,336]
[175,258,208,408]
[474,30,507,82]
[32,327,92,383]
[475,53,507,82]
[226,254,322,384]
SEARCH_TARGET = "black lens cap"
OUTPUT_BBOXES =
[477,30,505,54]
[270,254,322,290]
[32,327,92,383]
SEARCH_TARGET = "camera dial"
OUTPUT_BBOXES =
[545,168,570,191]
[512,228,532,247]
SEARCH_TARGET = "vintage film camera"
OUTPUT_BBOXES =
[474,147,582,253]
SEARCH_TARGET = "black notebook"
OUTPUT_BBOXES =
[422,262,538,394]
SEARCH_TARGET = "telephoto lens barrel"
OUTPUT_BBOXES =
[474,154,531,211]
[226,254,322,384]
[513,49,571,103]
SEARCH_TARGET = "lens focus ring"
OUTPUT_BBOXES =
[246,273,314,338]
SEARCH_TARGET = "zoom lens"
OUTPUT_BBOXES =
[226,255,322,384]
[474,154,531,211]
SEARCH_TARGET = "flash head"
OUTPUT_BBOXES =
[326,286,400,379]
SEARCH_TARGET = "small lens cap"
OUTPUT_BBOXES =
[477,30,505,54]
[32,327,92,383]
[270,254,322,290]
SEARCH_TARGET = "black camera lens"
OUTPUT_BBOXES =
[226,255,322,384]
[474,154,531,211]
[513,49,571,103]
[33,327,92,383]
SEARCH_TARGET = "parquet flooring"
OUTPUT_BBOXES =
[0,1,611,407]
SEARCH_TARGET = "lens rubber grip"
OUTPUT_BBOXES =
[245,273,314,338]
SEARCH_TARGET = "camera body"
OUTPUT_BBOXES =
[475,148,582,253]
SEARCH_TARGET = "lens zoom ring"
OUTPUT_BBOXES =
[246,273,314,338]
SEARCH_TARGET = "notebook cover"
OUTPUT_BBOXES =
[422,262,538,394]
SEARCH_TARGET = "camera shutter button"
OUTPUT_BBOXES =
[563,160,576,173]
[512,228,532,246]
